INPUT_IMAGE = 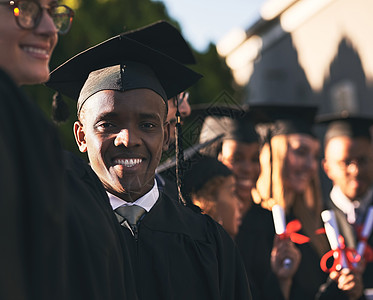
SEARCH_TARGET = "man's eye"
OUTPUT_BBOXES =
[141,122,156,129]
[293,148,308,157]
[169,118,177,126]
[96,122,114,130]
[232,155,243,163]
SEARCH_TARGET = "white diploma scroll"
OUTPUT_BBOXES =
[356,206,373,257]
[272,204,286,235]
[272,204,291,268]
[321,210,348,269]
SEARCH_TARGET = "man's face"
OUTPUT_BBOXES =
[74,89,169,202]
[218,140,260,201]
[323,136,373,200]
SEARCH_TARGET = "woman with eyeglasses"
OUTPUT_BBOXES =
[0,2,137,300]
[0,0,73,84]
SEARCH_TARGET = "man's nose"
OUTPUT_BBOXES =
[114,129,129,147]
[114,129,140,148]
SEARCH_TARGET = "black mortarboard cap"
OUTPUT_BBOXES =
[123,20,196,65]
[199,113,259,145]
[46,33,202,115]
[316,112,373,143]
[182,155,232,198]
[186,104,259,157]
[250,103,318,137]
[156,134,224,174]
[190,103,247,120]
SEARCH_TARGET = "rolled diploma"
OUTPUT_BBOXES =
[272,204,286,235]
[272,204,291,268]
[321,210,348,269]
[356,206,373,257]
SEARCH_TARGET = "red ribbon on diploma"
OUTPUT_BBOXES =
[278,219,310,244]
[320,235,361,272]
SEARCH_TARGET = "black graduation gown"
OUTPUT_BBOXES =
[235,204,275,300]
[63,152,138,300]
[0,68,67,300]
[236,203,329,300]
[0,68,138,300]
[119,191,252,300]
[156,170,178,202]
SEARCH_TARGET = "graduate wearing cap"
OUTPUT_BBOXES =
[198,107,261,215]
[319,113,373,298]
[239,104,332,300]
[182,155,243,239]
[51,20,195,205]
[47,22,251,300]
[197,108,264,298]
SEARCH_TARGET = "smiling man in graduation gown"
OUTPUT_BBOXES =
[319,113,373,298]
[46,22,251,300]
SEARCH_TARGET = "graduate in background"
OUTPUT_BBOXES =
[318,113,372,299]
[245,104,331,300]
[197,106,264,297]
[198,107,261,216]
[47,22,252,300]
[182,155,243,239]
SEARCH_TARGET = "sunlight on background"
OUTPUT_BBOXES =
[63,0,81,10]
[218,0,373,91]
[290,0,373,91]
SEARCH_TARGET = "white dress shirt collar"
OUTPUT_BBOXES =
[107,179,159,212]
[330,185,373,224]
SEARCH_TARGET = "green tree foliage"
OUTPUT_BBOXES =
[23,0,243,158]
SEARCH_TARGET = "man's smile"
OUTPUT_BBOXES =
[113,158,144,168]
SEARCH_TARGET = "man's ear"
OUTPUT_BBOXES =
[162,121,170,151]
[321,158,329,177]
[217,151,223,162]
[73,121,88,153]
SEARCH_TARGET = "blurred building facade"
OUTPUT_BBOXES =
[217,0,373,116]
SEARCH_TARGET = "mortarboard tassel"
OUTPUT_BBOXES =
[175,94,186,206]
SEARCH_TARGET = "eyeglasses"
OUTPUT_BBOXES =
[337,156,371,170]
[0,1,74,34]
